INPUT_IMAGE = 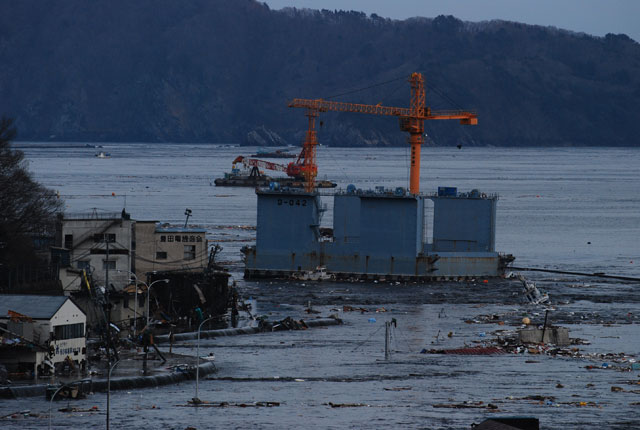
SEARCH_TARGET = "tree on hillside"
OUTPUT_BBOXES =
[0,116,63,273]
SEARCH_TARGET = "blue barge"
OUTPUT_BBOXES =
[243,185,514,280]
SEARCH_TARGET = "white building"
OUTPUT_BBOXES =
[0,295,86,378]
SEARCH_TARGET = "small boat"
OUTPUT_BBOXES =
[292,266,334,281]
[95,151,111,158]
[250,149,296,158]
[508,273,549,305]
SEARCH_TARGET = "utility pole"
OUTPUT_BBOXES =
[184,208,192,228]
[385,321,391,360]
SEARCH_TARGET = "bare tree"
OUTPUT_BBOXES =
[0,116,64,269]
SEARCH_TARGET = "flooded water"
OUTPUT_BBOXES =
[2,144,639,428]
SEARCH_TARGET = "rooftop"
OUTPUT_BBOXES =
[155,227,207,233]
[0,295,81,320]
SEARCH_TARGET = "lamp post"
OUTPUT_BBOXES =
[49,379,90,430]
[106,359,122,430]
[117,269,140,337]
[194,316,215,403]
[146,279,170,327]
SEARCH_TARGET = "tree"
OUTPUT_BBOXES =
[0,116,64,271]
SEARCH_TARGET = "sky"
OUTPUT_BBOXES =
[262,0,640,42]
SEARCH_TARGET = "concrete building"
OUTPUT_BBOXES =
[57,210,134,291]
[134,222,209,280]
[0,295,86,378]
[53,213,211,334]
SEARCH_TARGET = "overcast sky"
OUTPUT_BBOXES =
[262,0,639,42]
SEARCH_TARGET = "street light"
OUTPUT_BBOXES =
[48,379,91,430]
[194,316,215,403]
[117,269,141,337]
[146,279,170,326]
[107,359,122,430]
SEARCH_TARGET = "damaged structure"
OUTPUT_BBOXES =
[0,295,86,378]
[51,210,230,334]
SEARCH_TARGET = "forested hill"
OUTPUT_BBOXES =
[1,0,639,147]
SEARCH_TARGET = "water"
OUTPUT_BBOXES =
[2,144,639,428]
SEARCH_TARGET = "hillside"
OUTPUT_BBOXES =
[1,0,639,146]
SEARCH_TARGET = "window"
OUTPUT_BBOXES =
[64,234,73,249]
[167,235,174,242]
[77,260,91,270]
[182,235,189,242]
[103,260,116,270]
[54,323,85,340]
[184,245,196,260]
[156,251,167,260]
[94,233,116,243]
[175,235,181,242]
[189,236,195,242]
[196,236,202,242]
[160,235,166,242]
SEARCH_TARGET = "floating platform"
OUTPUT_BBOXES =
[243,186,513,280]
[214,173,336,188]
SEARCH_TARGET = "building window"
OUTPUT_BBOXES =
[77,260,91,271]
[54,323,85,340]
[94,233,116,243]
[103,260,116,270]
[189,235,195,242]
[196,236,202,242]
[184,245,196,260]
[182,235,189,242]
[156,251,167,260]
[160,235,166,242]
[175,235,181,242]
[167,235,174,242]
[64,234,73,249]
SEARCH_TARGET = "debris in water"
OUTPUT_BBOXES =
[383,386,412,391]
[327,402,370,408]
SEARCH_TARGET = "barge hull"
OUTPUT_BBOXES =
[243,187,512,280]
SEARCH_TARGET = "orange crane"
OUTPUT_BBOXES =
[288,72,478,194]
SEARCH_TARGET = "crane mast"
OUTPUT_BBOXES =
[288,73,477,194]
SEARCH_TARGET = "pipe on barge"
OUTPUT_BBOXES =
[510,266,640,282]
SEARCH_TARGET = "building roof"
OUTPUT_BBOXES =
[0,295,81,320]
[156,227,207,233]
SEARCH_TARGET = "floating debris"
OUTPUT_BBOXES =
[184,400,280,408]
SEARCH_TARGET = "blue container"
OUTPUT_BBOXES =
[438,186,457,197]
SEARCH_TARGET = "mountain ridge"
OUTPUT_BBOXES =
[0,0,638,147]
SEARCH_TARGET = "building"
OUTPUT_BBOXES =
[56,210,134,291]
[0,295,86,378]
[52,212,218,333]
[134,221,209,280]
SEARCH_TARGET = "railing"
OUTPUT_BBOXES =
[64,211,121,220]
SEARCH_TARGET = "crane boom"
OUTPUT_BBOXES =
[288,99,476,122]
[233,156,288,173]
[288,73,477,194]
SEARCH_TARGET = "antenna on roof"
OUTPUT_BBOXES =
[184,208,192,228]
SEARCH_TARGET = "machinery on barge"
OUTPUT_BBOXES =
[242,73,514,280]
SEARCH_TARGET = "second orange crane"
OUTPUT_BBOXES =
[288,72,478,194]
